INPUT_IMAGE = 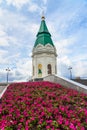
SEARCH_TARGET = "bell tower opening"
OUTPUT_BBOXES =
[47,64,52,74]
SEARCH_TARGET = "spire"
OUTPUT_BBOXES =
[41,11,45,20]
[34,16,54,47]
[37,14,49,36]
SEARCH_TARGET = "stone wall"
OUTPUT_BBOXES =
[0,84,9,99]
[44,75,87,94]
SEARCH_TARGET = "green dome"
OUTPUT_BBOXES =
[34,16,54,47]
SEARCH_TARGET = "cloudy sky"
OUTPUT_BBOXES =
[0,0,87,82]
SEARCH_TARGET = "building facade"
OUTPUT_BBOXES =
[32,16,57,80]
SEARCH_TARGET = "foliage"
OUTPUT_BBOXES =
[0,81,87,130]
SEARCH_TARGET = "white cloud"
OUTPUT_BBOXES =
[0,8,26,27]
[0,24,9,46]
[42,0,48,5]
[6,0,29,9]
[0,37,9,46]
[5,0,47,15]
[0,30,6,36]
[57,55,72,78]
[59,56,71,66]
[73,61,87,78]
[0,0,2,4]
[47,5,87,78]
[0,57,8,64]
[0,58,32,82]
[24,22,39,36]
[0,7,38,48]
[55,37,75,58]
[72,54,87,63]
[0,50,9,64]
[0,50,8,55]
[28,1,47,15]
[5,0,47,14]
[28,3,41,13]
[13,59,32,81]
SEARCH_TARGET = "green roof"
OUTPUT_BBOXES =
[34,16,54,47]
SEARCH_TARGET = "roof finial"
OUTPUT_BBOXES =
[41,10,45,20]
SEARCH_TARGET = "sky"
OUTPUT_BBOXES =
[0,0,87,82]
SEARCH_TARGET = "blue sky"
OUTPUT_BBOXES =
[0,0,87,82]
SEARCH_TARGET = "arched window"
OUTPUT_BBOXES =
[47,64,52,74]
[38,64,42,77]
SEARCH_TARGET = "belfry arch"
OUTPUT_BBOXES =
[47,64,52,74]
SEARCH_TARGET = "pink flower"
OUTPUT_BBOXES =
[65,120,69,126]
[25,126,29,130]
[81,126,85,130]
[31,117,35,121]
[41,111,45,116]
[46,120,52,124]
[85,110,87,116]
[69,123,75,130]
[46,125,50,129]
[1,81,87,129]
[38,118,43,124]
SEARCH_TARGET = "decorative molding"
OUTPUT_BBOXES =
[32,44,57,57]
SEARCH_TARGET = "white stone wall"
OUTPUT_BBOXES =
[44,75,87,94]
[32,44,57,79]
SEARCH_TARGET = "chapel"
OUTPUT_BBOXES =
[32,15,57,81]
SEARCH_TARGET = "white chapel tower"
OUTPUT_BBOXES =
[32,15,57,80]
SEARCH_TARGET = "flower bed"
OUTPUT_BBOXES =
[0,81,87,130]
